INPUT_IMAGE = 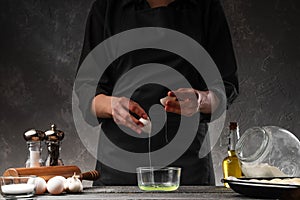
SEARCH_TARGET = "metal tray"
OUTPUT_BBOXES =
[222,177,300,199]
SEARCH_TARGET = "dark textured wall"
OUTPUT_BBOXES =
[0,0,96,178]
[214,0,300,184]
[0,0,299,185]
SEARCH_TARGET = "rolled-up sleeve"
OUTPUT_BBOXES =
[75,0,112,126]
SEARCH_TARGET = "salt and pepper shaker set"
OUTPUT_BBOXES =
[23,124,64,168]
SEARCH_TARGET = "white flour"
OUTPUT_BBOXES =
[242,163,286,177]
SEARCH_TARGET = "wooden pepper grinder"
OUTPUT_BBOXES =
[45,124,64,166]
[23,129,46,168]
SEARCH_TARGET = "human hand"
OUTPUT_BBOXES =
[111,97,148,134]
[162,88,199,117]
[162,88,219,117]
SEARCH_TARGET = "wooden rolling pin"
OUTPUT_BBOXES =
[3,165,100,182]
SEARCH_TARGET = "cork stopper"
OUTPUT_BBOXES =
[229,122,238,130]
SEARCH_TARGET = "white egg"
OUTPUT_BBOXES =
[28,177,47,195]
[160,96,176,106]
[139,118,152,134]
[51,176,67,189]
[51,176,66,182]
[47,176,65,195]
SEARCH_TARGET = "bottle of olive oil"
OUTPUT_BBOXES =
[222,122,242,188]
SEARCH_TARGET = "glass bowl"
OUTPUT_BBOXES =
[136,167,181,191]
[0,176,36,199]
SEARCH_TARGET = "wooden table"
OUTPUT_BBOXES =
[27,186,269,200]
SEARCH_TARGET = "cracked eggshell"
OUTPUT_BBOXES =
[139,118,152,134]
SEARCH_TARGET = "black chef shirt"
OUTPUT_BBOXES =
[77,0,239,186]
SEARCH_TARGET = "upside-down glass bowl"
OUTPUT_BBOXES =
[236,126,300,178]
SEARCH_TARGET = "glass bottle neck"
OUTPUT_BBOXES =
[228,150,237,157]
[228,128,239,151]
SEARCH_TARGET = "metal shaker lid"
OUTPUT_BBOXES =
[45,124,64,141]
[23,129,45,141]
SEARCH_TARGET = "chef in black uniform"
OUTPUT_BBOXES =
[76,0,239,186]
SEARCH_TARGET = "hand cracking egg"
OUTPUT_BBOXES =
[139,118,152,134]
